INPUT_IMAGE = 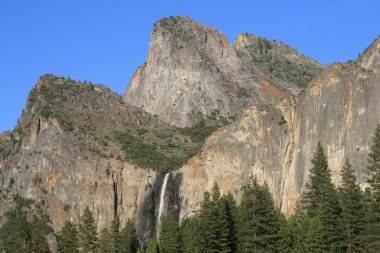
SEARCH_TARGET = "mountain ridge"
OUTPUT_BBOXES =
[0,16,379,251]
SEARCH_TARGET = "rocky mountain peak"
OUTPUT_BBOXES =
[359,35,380,74]
[124,17,311,127]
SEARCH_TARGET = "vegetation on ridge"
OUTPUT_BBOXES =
[22,75,226,173]
[241,36,324,88]
[113,118,226,172]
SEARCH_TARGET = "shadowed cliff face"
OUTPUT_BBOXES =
[124,17,319,127]
[176,58,380,217]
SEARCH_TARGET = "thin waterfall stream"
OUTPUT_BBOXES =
[157,173,170,232]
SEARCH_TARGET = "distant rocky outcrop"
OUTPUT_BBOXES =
[124,17,321,127]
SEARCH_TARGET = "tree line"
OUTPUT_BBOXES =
[58,206,139,253]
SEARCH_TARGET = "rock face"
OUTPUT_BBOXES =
[234,33,324,88]
[359,35,380,74]
[0,16,379,251]
[124,17,320,127]
[175,54,380,217]
[0,76,175,246]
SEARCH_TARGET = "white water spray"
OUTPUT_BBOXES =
[157,173,170,227]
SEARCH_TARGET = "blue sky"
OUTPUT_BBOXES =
[0,0,379,132]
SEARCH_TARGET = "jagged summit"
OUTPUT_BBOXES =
[124,16,319,127]
[359,35,380,73]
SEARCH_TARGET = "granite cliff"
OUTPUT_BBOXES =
[0,76,188,247]
[124,17,322,127]
[0,16,379,251]
[176,57,380,217]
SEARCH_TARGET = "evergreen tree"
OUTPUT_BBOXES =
[158,211,181,253]
[2,213,30,253]
[237,176,281,253]
[276,215,295,253]
[146,238,160,253]
[79,206,98,253]
[198,183,233,253]
[289,203,307,253]
[58,221,79,253]
[109,219,121,252]
[338,159,366,253]
[305,217,327,253]
[99,228,112,253]
[303,142,344,252]
[29,215,51,253]
[179,217,199,253]
[365,124,380,252]
[120,219,139,253]
[220,193,238,253]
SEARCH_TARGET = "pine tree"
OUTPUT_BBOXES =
[3,213,30,253]
[338,159,366,253]
[158,211,181,253]
[237,176,281,253]
[146,238,160,253]
[58,221,79,253]
[99,228,112,253]
[289,203,307,253]
[29,215,51,253]
[303,142,344,252]
[198,183,233,253]
[305,217,327,253]
[79,206,98,253]
[220,193,238,253]
[109,219,121,252]
[276,215,295,253]
[179,217,199,253]
[365,124,380,252]
[120,219,139,253]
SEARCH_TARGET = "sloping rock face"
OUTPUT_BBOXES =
[0,75,174,244]
[124,17,316,127]
[359,35,380,74]
[176,49,380,217]
[234,33,324,88]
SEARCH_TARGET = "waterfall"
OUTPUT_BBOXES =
[157,173,170,228]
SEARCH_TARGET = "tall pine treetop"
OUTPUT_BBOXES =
[367,124,380,195]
